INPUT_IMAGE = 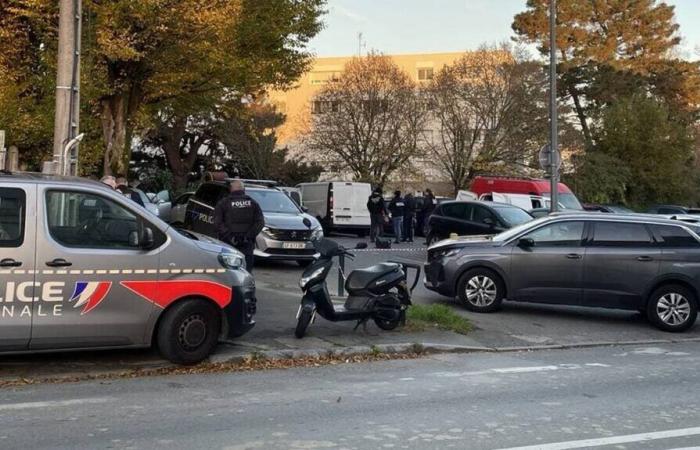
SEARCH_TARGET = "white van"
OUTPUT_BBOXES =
[457,190,547,210]
[297,182,371,236]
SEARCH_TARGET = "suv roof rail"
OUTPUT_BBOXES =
[232,178,278,187]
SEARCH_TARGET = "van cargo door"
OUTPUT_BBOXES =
[332,183,370,227]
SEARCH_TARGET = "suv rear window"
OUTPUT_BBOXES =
[0,188,25,248]
[652,224,700,247]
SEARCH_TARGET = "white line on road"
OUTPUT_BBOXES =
[0,397,112,412]
[493,426,700,450]
[433,363,610,378]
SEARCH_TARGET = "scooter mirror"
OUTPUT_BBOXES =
[302,217,312,229]
[355,242,368,249]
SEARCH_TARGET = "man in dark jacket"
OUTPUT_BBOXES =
[367,188,387,242]
[388,190,405,244]
[402,192,415,243]
[422,188,437,244]
[115,177,145,207]
[213,179,264,272]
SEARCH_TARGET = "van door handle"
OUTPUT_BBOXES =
[0,258,22,267]
[637,256,654,262]
[46,258,72,267]
[566,253,582,260]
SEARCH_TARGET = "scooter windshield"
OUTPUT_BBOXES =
[314,238,343,258]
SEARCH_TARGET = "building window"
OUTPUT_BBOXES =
[417,67,434,82]
[312,100,340,114]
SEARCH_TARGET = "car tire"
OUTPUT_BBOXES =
[457,268,504,313]
[296,259,313,267]
[157,298,221,365]
[647,284,697,332]
[295,308,313,338]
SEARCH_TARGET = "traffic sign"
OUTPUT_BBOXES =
[538,143,561,171]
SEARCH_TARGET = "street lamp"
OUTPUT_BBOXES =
[62,132,84,176]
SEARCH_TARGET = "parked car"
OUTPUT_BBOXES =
[425,213,700,332]
[646,205,700,215]
[184,181,323,266]
[425,201,533,246]
[470,176,583,210]
[583,204,634,213]
[297,182,371,236]
[169,191,194,226]
[0,172,256,364]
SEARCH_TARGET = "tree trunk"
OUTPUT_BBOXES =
[100,95,127,176]
[568,85,593,149]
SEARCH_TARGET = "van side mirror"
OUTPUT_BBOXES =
[141,227,155,249]
[301,206,309,213]
[518,237,535,248]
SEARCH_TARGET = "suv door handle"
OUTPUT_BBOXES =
[0,258,22,267]
[566,253,582,260]
[637,256,654,262]
[46,258,72,267]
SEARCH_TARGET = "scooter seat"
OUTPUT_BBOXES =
[345,262,400,294]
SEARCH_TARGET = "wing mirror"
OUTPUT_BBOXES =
[301,206,309,213]
[517,237,535,248]
[140,227,155,249]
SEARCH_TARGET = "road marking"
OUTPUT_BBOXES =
[433,363,610,378]
[494,426,700,450]
[0,397,112,411]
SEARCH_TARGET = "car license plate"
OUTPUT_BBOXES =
[283,242,306,249]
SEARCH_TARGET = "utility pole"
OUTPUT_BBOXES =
[51,0,81,176]
[549,0,559,213]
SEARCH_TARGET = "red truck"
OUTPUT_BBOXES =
[470,176,582,210]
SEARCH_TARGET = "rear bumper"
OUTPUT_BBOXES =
[224,284,257,338]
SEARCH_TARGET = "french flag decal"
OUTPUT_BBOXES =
[69,281,113,315]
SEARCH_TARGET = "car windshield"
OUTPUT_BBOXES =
[493,205,533,227]
[247,190,301,214]
[492,216,551,242]
[544,192,583,210]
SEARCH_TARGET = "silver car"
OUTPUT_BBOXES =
[0,172,256,364]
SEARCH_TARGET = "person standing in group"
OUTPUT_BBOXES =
[100,175,117,190]
[213,179,265,272]
[367,187,387,242]
[388,190,405,244]
[403,191,415,243]
[422,188,437,244]
[115,176,145,207]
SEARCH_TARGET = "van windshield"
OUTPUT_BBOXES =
[544,192,583,210]
[247,190,301,214]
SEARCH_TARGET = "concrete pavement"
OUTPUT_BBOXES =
[3,341,700,449]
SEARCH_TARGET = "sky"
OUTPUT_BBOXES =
[309,0,700,59]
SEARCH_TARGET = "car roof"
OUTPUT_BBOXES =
[201,181,281,191]
[545,211,699,227]
[0,171,113,190]
[439,200,516,208]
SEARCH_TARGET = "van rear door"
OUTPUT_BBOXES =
[331,183,370,227]
[0,184,36,350]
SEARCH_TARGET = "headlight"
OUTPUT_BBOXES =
[311,226,324,241]
[261,226,272,237]
[218,252,246,270]
[299,266,325,289]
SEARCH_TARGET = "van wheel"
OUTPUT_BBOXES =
[457,268,504,313]
[647,284,697,332]
[157,299,221,365]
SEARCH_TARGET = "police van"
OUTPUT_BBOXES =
[0,172,256,364]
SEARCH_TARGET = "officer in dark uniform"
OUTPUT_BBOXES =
[213,179,264,272]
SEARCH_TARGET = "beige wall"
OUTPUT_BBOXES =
[267,52,468,149]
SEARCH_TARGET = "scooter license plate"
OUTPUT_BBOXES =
[283,242,306,249]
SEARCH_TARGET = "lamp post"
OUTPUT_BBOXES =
[549,0,559,213]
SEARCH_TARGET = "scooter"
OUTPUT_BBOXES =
[294,235,421,338]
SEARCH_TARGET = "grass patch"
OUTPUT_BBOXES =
[406,304,472,335]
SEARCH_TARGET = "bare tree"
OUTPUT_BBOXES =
[307,53,427,186]
[425,44,549,195]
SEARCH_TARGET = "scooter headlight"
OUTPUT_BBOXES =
[299,266,325,289]
[218,252,246,270]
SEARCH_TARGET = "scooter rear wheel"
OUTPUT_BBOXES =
[374,310,403,331]
[295,309,313,338]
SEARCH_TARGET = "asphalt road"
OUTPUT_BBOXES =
[3,342,700,449]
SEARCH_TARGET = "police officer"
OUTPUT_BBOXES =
[214,179,264,272]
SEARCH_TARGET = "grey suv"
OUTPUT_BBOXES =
[425,213,700,332]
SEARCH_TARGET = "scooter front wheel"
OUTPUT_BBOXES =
[295,308,313,338]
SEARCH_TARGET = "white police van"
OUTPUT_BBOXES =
[0,172,256,364]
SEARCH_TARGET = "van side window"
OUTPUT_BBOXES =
[0,188,26,248]
[46,191,142,249]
